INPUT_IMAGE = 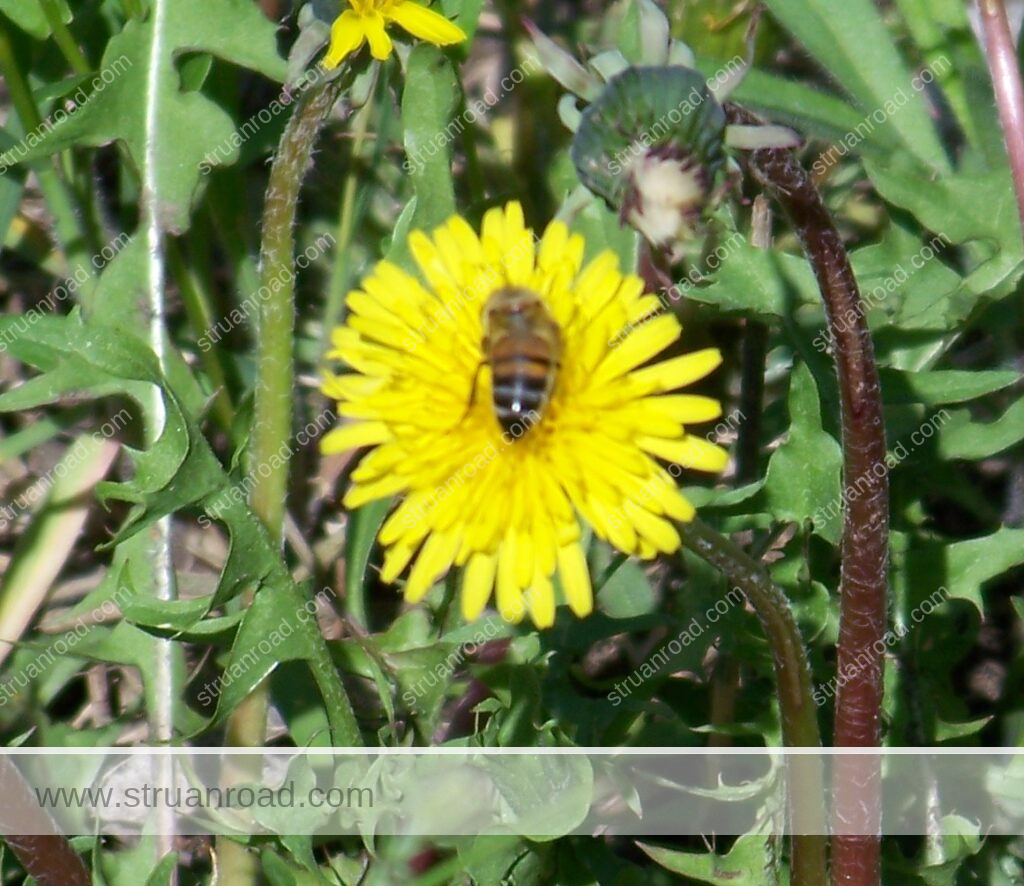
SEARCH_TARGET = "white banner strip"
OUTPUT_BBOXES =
[1,750,1019,837]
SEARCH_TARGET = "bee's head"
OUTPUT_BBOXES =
[486,286,543,314]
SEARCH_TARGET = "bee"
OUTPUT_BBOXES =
[477,286,562,437]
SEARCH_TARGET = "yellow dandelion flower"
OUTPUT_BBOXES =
[322,202,728,628]
[323,0,466,68]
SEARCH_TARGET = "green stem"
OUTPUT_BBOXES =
[247,75,360,742]
[220,73,359,886]
[681,517,827,886]
[39,0,91,75]
[253,79,342,544]
[0,20,92,277]
[168,238,235,432]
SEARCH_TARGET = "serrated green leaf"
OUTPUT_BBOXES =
[863,154,1024,312]
[638,834,779,884]
[119,597,222,635]
[899,528,1024,615]
[205,584,320,728]
[12,0,286,232]
[688,236,819,319]
[381,642,458,721]
[0,315,356,739]
[762,363,843,543]
[935,397,1024,460]
[0,315,283,610]
[56,617,204,735]
[845,225,967,338]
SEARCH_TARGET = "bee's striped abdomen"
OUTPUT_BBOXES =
[480,286,562,440]
[490,335,556,434]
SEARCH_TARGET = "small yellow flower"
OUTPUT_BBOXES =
[324,0,466,68]
[322,202,728,628]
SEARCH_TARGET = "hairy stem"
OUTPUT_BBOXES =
[219,74,359,886]
[169,238,235,432]
[682,518,827,886]
[729,105,890,886]
[252,74,361,743]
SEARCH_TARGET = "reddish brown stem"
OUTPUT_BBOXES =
[978,0,1024,233]
[728,105,890,886]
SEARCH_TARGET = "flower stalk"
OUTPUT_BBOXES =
[681,517,827,886]
[249,75,361,744]
[219,74,360,886]
[259,76,363,743]
[727,104,889,886]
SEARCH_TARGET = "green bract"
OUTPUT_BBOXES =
[530,0,795,260]
[572,65,728,253]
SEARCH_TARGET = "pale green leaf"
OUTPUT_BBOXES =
[764,0,948,169]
